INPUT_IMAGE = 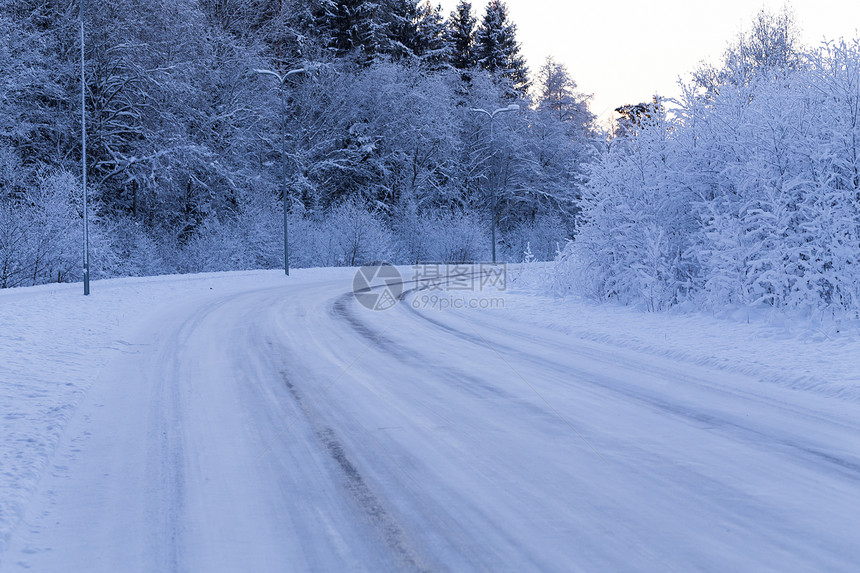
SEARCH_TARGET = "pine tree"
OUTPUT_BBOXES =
[447,0,476,70]
[475,0,529,96]
[414,2,450,69]
[384,0,421,60]
[317,0,381,63]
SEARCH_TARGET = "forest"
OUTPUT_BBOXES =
[0,0,594,286]
[560,9,860,314]
[2,2,860,315]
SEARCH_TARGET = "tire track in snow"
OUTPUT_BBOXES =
[336,271,860,484]
[397,287,860,483]
[278,368,431,573]
[145,296,234,572]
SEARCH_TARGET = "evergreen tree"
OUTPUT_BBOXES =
[384,0,421,61]
[447,0,476,70]
[414,1,450,69]
[614,98,662,138]
[530,57,595,226]
[317,0,381,63]
[317,0,432,64]
[475,0,529,95]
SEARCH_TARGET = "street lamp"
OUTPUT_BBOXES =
[254,64,318,276]
[81,0,90,295]
[470,104,519,264]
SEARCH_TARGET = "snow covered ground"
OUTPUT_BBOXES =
[1,267,858,571]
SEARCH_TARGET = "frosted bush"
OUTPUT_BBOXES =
[500,214,569,262]
[393,208,488,264]
[317,200,393,267]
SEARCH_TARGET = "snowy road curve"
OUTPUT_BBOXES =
[2,273,859,571]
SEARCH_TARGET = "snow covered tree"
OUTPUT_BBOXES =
[536,57,594,137]
[447,0,477,70]
[317,0,382,64]
[614,98,662,138]
[284,61,459,211]
[693,5,804,96]
[0,1,77,177]
[566,13,860,314]
[572,98,699,310]
[528,57,596,227]
[414,1,450,69]
[475,0,529,96]
[384,0,421,60]
[0,0,594,282]
[211,0,318,64]
[0,170,82,287]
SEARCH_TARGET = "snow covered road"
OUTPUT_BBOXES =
[1,269,859,571]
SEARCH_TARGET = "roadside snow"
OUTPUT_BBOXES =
[0,269,348,553]
[506,268,860,402]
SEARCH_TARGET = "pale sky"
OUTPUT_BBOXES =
[440,1,860,124]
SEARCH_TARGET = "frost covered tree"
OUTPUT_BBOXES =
[0,170,82,287]
[536,57,594,138]
[414,1,450,69]
[84,0,251,239]
[284,61,459,211]
[574,98,698,310]
[447,0,477,71]
[317,0,383,63]
[566,8,860,314]
[0,0,591,284]
[0,1,77,177]
[693,5,803,95]
[528,57,595,227]
[475,0,529,96]
[384,0,422,60]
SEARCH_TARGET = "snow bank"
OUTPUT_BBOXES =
[0,269,351,553]
[506,272,860,402]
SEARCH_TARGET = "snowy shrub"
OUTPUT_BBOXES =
[500,214,569,262]
[392,207,488,264]
[561,31,860,316]
[545,240,596,297]
[180,217,248,273]
[0,170,81,287]
[391,202,437,264]
[316,200,393,267]
[287,214,323,269]
[429,210,487,263]
[571,103,698,310]
[0,199,31,288]
[98,217,166,278]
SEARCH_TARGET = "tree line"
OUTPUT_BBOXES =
[560,8,860,315]
[0,0,595,287]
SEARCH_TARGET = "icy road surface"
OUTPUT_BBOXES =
[1,270,859,571]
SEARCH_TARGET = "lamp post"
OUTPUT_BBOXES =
[470,104,519,264]
[81,0,90,295]
[254,64,317,276]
